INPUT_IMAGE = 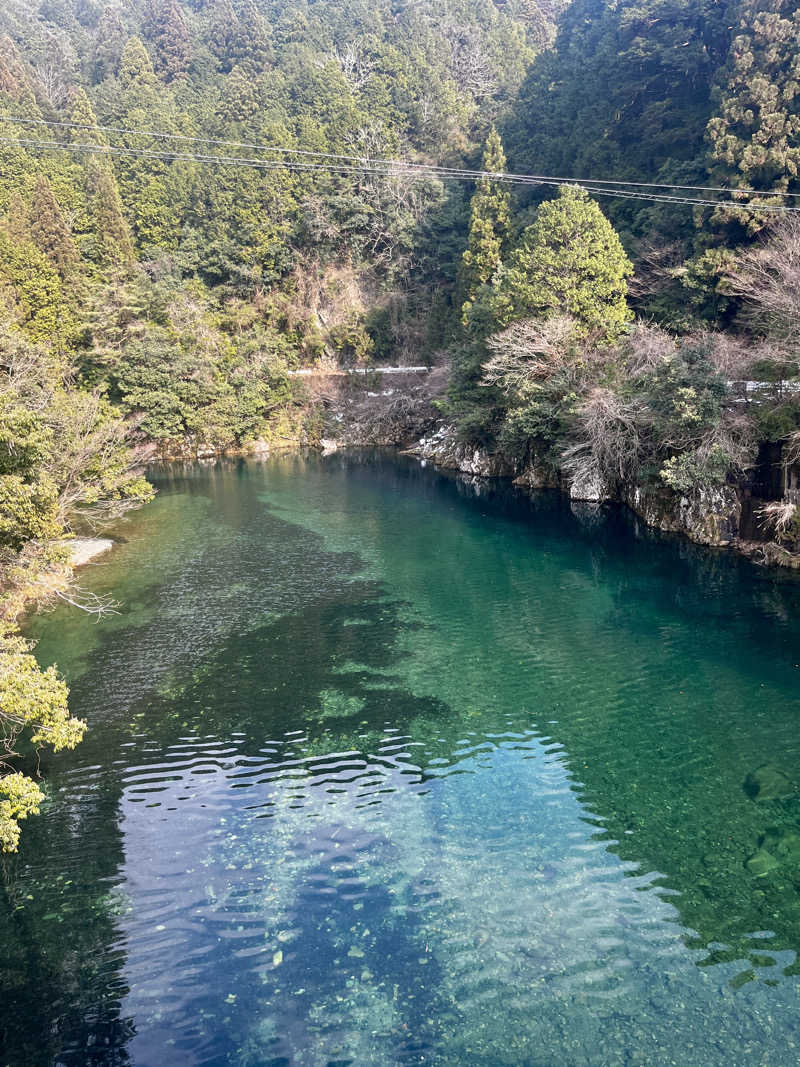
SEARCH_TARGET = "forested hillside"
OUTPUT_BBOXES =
[507,0,800,325]
[1,0,800,848]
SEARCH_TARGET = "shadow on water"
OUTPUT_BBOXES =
[2,461,459,1065]
[0,782,134,1064]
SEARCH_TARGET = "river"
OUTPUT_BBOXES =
[4,451,800,1064]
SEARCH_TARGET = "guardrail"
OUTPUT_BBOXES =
[728,380,800,401]
[288,366,430,377]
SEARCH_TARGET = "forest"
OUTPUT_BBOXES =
[0,0,799,848]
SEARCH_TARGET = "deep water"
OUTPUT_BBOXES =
[5,451,800,1065]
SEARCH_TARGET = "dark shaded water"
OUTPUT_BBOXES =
[4,451,800,1064]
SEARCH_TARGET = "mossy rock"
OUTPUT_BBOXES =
[746,826,800,877]
[743,764,795,802]
[762,827,800,866]
[746,848,781,878]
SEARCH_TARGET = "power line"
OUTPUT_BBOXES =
[4,114,800,203]
[3,134,799,216]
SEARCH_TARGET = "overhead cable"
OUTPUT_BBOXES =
[4,115,800,202]
[3,134,799,216]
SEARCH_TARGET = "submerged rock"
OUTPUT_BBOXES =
[66,538,114,567]
[746,826,800,877]
[746,848,781,878]
[513,465,558,490]
[743,764,795,802]
[762,827,800,864]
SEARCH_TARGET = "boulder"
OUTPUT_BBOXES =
[743,764,795,802]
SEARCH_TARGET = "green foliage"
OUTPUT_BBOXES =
[0,321,156,849]
[0,394,52,477]
[0,226,64,343]
[0,474,60,551]
[112,320,294,447]
[492,186,633,338]
[145,0,192,82]
[29,175,79,279]
[480,318,751,491]
[460,128,511,323]
[707,0,800,231]
[0,627,84,852]
[660,446,731,492]
[0,772,44,853]
[508,0,735,193]
[754,400,800,443]
[85,160,137,267]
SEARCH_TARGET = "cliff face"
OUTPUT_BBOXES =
[408,423,799,561]
[622,484,742,547]
[411,425,519,478]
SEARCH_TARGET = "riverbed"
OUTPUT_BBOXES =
[5,451,800,1064]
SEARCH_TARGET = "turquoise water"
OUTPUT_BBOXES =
[4,451,800,1064]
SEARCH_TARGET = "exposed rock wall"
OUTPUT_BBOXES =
[409,425,518,477]
[410,422,747,552]
[623,484,742,547]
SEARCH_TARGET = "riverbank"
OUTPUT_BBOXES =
[403,422,800,568]
[84,359,800,572]
[142,406,800,570]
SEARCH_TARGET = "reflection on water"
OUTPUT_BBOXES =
[3,451,800,1064]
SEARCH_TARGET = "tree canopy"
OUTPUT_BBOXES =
[492,185,633,339]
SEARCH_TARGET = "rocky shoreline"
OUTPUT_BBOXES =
[133,390,800,570]
[405,423,800,569]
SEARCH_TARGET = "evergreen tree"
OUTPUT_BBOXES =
[146,0,192,82]
[237,0,272,72]
[0,38,44,212]
[69,87,107,144]
[86,159,136,267]
[29,175,79,279]
[216,63,260,128]
[207,0,241,74]
[92,5,129,82]
[119,34,160,94]
[58,90,134,267]
[707,0,800,230]
[111,37,187,249]
[0,226,64,343]
[507,0,738,256]
[493,185,633,339]
[460,127,510,324]
[207,0,271,74]
[0,35,27,98]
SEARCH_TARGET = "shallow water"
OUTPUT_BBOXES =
[5,451,800,1065]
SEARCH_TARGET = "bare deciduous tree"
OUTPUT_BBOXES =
[758,500,798,534]
[443,24,497,100]
[628,239,686,302]
[727,215,800,371]
[331,42,374,92]
[561,387,649,484]
[482,315,584,393]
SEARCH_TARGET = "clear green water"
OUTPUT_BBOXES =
[4,452,800,1065]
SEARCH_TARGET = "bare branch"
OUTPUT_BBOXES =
[54,587,120,618]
